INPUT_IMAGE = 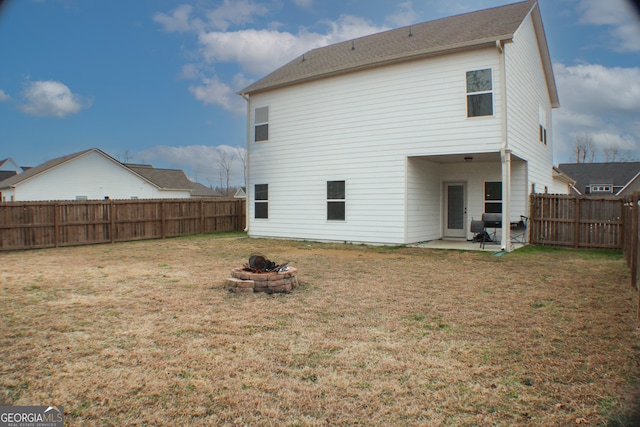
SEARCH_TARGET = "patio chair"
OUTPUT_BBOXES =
[471,219,489,249]
[510,215,529,245]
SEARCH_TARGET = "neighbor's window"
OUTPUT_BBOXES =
[75,195,88,201]
[255,106,269,142]
[255,184,268,219]
[466,69,493,117]
[484,181,502,213]
[327,180,345,221]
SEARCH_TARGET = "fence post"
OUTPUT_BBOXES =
[632,192,639,290]
[54,203,59,248]
[574,197,580,249]
[110,202,115,244]
[161,201,166,239]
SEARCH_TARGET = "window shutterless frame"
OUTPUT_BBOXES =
[327,180,345,221]
[254,183,268,219]
[466,69,493,117]
[254,106,269,142]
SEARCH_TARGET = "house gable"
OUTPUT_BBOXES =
[239,1,557,106]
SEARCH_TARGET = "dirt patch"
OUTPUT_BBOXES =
[1,234,639,426]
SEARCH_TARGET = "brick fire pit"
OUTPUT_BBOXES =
[225,266,299,294]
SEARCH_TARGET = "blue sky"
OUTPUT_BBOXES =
[0,0,638,187]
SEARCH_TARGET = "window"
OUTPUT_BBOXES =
[75,195,88,201]
[255,106,269,142]
[466,69,493,117]
[590,185,612,193]
[539,106,548,145]
[484,181,502,213]
[254,184,268,219]
[327,180,345,221]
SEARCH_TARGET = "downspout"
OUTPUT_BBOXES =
[497,39,511,250]
[241,92,250,233]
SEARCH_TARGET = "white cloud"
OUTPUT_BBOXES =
[198,15,385,76]
[154,1,268,33]
[205,0,268,31]
[553,63,640,161]
[578,0,640,52]
[137,144,246,187]
[188,74,246,115]
[386,1,419,27]
[154,4,196,32]
[19,80,88,118]
[0,89,9,102]
[555,63,640,116]
[293,0,313,9]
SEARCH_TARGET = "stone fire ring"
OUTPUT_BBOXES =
[225,267,299,294]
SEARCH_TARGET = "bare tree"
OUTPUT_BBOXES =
[603,144,620,162]
[217,150,235,196]
[117,150,133,163]
[235,146,247,189]
[574,134,595,163]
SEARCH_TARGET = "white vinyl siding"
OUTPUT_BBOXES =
[11,151,190,201]
[505,12,556,206]
[248,49,503,244]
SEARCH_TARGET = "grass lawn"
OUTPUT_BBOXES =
[1,233,639,426]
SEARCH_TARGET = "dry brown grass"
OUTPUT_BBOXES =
[1,233,639,426]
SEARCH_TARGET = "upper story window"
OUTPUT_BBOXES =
[255,184,269,219]
[327,180,345,221]
[466,69,493,117]
[255,106,269,142]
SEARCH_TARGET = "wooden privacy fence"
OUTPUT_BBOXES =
[0,198,246,251]
[530,194,624,249]
[530,192,640,293]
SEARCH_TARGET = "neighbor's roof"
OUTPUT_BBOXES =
[127,165,222,197]
[557,162,640,195]
[240,1,557,105]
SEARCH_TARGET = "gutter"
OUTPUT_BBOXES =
[240,92,251,233]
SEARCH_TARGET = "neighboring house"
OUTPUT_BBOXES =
[0,148,221,201]
[0,158,24,184]
[557,162,640,197]
[550,166,577,195]
[238,0,561,247]
[234,187,247,199]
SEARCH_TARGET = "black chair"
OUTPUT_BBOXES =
[510,215,529,245]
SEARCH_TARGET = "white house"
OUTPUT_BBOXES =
[239,0,562,249]
[0,148,219,201]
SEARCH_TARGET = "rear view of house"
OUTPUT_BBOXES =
[239,0,561,248]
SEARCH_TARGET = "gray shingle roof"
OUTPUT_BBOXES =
[557,162,640,195]
[240,1,542,95]
[127,165,221,197]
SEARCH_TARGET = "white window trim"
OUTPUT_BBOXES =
[327,180,346,222]
[466,68,494,118]
[254,106,269,143]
